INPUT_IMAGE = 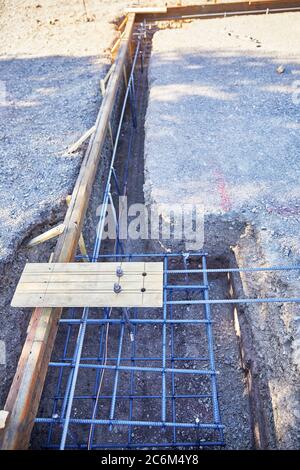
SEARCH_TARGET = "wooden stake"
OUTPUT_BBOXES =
[66,195,89,262]
[66,125,96,154]
[0,411,9,431]
[27,224,65,248]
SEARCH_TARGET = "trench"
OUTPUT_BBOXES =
[1,17,296,450]
[31,24,260,450]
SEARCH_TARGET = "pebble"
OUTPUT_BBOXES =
[276,65,285,74]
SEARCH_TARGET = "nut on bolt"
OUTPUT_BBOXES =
[114,282,122,294]
[116,266,123,277]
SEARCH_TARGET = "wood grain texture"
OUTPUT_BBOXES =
[12,262,163,308]
[26,224,65,248]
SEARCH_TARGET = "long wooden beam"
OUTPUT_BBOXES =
[0,13,135,450]
[134,0,300,21]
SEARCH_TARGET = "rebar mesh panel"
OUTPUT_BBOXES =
[35,253,224,449]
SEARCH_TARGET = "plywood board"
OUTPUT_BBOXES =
[11,262,163,308]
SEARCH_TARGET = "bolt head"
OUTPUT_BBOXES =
[116,266,123,277]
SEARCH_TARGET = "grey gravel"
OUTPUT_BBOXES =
[145,13,300,256]
[144,13,300,449]
[1,0,183,264]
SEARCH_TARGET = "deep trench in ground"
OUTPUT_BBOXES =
[28,28,257,450]
[2,22,294,450]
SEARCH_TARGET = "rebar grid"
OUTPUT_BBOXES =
[34,251,300,449]
[35,253,225,449]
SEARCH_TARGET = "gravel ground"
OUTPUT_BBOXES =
[0,0,182,265]
[145,13,300,255]
[144,13,300,448]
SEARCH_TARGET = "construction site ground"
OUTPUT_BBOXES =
[0,1,299,450]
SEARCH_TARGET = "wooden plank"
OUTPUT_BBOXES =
[103,63,116,85]
[14,272,161,282]
[0,13,136,450]
[14,271,163,286]
[27,224,65,248]
[65,125,96,154]
[21,261,162,273]
[11,262,163,308]
[134,0,300,21]
[118,15,128,32]
[14,278,162,292]
[12,292,163,308]
[111,31,125,56]
[65,195,89,261]
[0,411,9,430]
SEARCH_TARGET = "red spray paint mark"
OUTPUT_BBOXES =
[213,168,232,212]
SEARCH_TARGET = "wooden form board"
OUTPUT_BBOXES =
[134,1,300,22]
[125,6,168,14]
[11,262,163,308]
